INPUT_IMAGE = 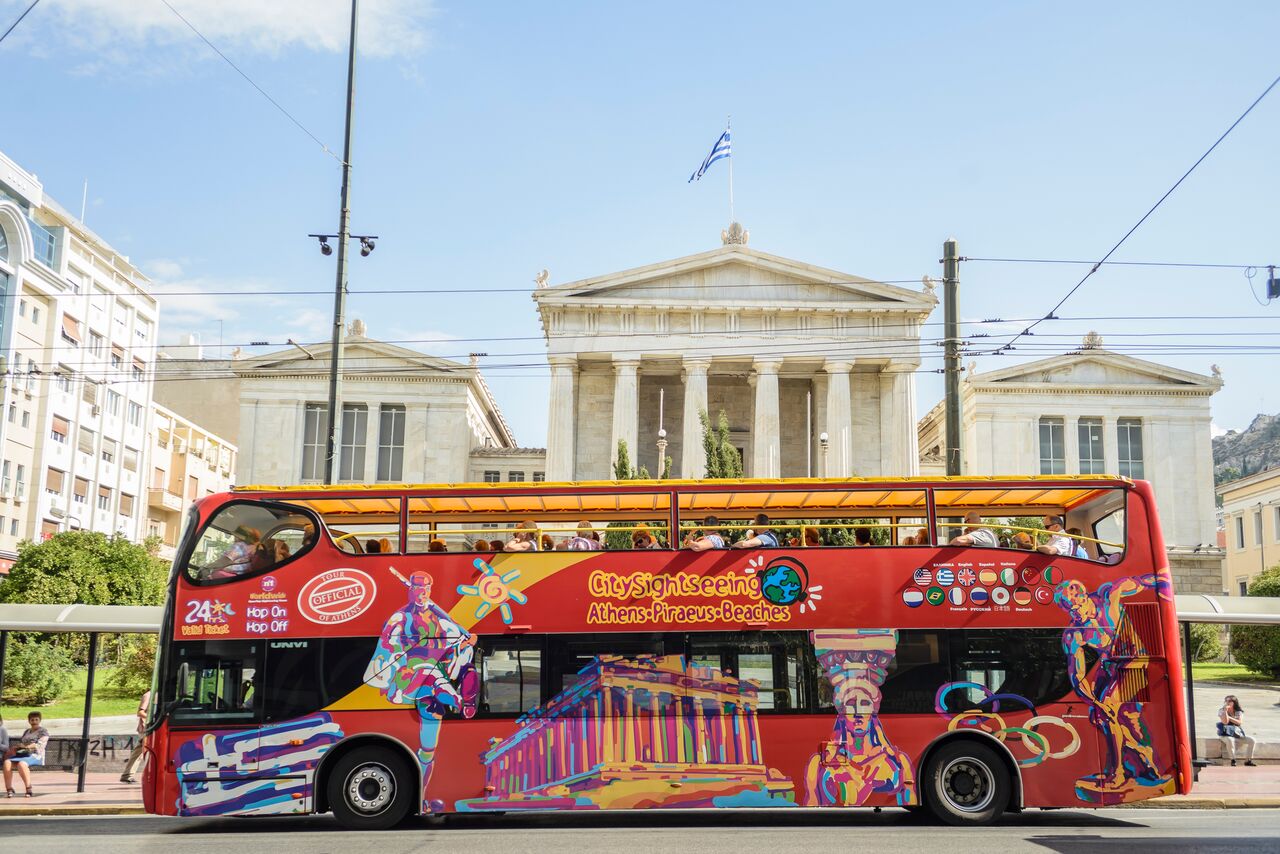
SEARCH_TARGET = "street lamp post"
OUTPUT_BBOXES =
[819,432,829,478]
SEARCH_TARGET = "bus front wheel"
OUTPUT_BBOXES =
[922,741,1010,826]
[326,746,415,830]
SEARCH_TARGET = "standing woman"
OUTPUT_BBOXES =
[1218,695,1257,767]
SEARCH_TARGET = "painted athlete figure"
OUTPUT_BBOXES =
[364,570,479,813]
[1054,571,1174,802]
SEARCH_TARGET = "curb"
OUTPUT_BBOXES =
[1121,797,1280,810]
[0,806,146,817]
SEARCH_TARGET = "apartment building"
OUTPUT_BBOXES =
[0,150,158,570]
[146,404,236,560]
[1216,467,1280,596]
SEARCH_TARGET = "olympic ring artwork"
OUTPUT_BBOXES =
[1021,715,1082,760]
[935,680,1082,771]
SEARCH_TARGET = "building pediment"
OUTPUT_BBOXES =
[972,350,1222,390]
[535,245,936,312]
[234,336,467,375]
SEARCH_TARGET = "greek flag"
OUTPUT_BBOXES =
[688,127,731,182]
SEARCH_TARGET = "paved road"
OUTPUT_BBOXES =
[4,809,1279,853]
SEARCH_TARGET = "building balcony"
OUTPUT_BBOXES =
[148,488,182,512]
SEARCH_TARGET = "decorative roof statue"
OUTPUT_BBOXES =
[721,221,749,246]
[1081,330,1104,350]
[1211,364,1222,379]
[348,318,367,338]
[534,269,550,289]
[921,275,937,295]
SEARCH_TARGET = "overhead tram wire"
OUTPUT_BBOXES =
[9,313,1276,357]
[961,257,1270,271]
[0,0,39,47]
[986,68,1280,357]
[158,0,342,164]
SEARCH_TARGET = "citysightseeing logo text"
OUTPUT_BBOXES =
[585,569,789,625]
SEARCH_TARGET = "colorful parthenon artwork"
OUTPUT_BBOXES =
[455,654,795,811]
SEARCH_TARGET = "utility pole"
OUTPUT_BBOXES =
[323,0,360,485]
[943,238,962,476]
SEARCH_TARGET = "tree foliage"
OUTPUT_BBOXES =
[699,409,743,479]
[1229,566,1280,678]
[1189,623,1223,662]
[107,634,158,697]
[612,440,650,481]
[0,532,168,608]
[2,638,75,705]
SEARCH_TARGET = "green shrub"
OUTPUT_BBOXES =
[3,638,75,705]
[106,634,157,697]
[1229,566,1280,679]
[1189,623,1223,662]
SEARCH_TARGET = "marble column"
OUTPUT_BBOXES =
[751,358,782,478]
[1103,415,1120,475]
[824,359,854,478]
[546,355,578,481]
[681,357,711,478]
[879,364,919,477]
[610,358,641,472]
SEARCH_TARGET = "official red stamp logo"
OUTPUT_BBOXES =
[297,568,377,624]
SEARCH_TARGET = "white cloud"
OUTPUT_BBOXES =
[1211,422,1236,438]
[21,0,433,60]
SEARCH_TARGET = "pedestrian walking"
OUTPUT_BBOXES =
[120,689,152,784]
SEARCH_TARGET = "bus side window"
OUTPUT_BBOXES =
[168,640,261,724]
[477,638,543,716]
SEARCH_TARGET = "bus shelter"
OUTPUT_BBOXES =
[0,604,163,792]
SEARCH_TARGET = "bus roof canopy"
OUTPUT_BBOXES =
[237,475,1126,519]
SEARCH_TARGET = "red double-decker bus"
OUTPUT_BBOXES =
[141,475,1190,828]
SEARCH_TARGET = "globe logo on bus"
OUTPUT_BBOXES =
[758,557,809,607]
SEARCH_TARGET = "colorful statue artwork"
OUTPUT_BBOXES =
[804,629,914,807]
[363,568,479,813]
[1054,571,1175,804]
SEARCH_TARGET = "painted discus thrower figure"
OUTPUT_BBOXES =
[364,568,479,813]
[1054,570,1176,804]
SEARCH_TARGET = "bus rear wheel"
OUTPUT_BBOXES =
[922,741,1010,826]
[326,746,415,830]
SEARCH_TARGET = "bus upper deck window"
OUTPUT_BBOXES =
[185,501,317,584]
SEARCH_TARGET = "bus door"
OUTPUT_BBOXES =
[168,641,264,811]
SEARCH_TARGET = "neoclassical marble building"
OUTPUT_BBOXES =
[535,228,937,482]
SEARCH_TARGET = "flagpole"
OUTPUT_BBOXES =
[727,115,734,223]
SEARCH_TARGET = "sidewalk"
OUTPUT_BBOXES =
[0,771,142,816]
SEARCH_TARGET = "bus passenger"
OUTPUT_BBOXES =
[504,520,539,552]
[428,539,448,553]
[472,539,491,553]
[732,514,780,549]
[540,534,555,551]
[1013,531,1034,550]
[567,521,601,551]
[949,511,998,547]
[683,516,726,551]
[854,527,873,547]
[1037,515,1074,556]
[1066,527,1090,559]
[803,527,821,548]
[203,526,261,578]
[365,539,382,554]
[632,526,662,549]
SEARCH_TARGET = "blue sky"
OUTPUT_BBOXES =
[2,0,1278,447]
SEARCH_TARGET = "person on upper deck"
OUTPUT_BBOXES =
[1066,527,1090,559]
[683,516,726,551]
[503,520,539,552]
[566,521,601,551]
[732,514,780,549]
[949,511,998,548]
[854,527,873,547]
[1037,515,1075,556]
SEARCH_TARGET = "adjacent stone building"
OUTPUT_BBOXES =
[1216,467,1280,596]
[918,335,1224,593]
[534,228,937,482]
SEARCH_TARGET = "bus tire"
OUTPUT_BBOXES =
[922,741,1010,826]
[326,745,415,830]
